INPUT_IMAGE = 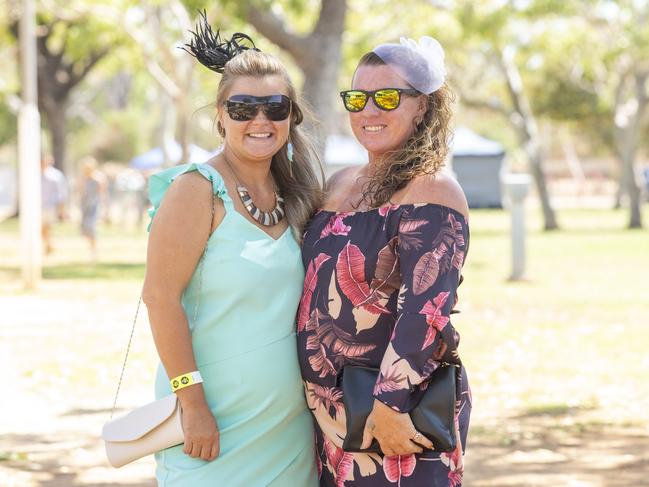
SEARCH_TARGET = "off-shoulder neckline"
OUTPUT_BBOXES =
[318,202,469,220]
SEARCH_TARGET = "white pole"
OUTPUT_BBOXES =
[18,0,42,289]
[502,173,532,281]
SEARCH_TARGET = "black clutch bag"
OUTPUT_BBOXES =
[341,364,457,453]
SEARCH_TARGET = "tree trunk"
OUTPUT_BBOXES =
[11,17,109,174]
[622,152,642,228]
[247,0,347,162]
[612,71,647,228]
[45,101,67,173]
[298,39,344,156]
[529,148,558,229]
[500,46,559,230]
[40,96,67,172]
[615,127,643,228]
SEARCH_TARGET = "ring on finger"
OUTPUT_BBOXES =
[412,431,424,443]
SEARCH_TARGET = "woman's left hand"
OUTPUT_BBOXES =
[361,399,434,456]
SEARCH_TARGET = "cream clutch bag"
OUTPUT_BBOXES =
[102,188,215,467]
[102,394,183,468]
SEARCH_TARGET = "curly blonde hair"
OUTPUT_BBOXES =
[356,52,455,208]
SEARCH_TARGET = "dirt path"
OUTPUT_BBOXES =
[2,286,648,486]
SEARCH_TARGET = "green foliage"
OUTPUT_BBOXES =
[91,111,143,163]
[0,99,16,146]
[3,0,647,166]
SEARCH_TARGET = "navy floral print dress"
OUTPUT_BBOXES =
[297,203,471,487]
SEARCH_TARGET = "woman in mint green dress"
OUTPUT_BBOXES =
[142,21,322,486]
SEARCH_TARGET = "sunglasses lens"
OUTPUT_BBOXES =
[374,89,400,110]
[226,95,291,121]
[263,95,292,121]
[226,102,258,121]
[343,91,367,112]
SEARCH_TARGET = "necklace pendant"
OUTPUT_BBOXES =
[237,186,285,227]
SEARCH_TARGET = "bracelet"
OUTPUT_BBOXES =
[170,371,203,392]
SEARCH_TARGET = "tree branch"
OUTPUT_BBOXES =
[451,78,512,117]
[246,4,309,60]
[67,47,110,91]
[312,0,346,38]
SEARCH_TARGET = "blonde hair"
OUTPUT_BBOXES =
[215,50,324,237]
[355,52,455,208]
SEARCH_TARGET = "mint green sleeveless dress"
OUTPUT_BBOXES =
[148,163,318,487]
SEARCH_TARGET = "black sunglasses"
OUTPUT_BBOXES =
[340,88,421,112]
[224,94,292,121]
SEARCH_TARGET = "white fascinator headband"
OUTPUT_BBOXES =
[372,36,447,94]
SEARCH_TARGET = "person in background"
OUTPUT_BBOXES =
[41,155,68,254]
[79,157,106,261]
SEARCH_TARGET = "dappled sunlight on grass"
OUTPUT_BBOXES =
[460,205,649,432]
[1,205,648,485]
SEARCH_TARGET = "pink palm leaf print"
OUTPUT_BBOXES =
[441,445,464,487]
[378,204,399,217]
[305,310,338,377]
[306,309,376,374]
[422,356,442,377]
[324,437,354,486]
[448,213,465,247]
[412,214,466,295]
[379,204,400,229]
[411,246,446,296]
[336,242,389,314]
[304,308,325,333]
[383,454,416,485]
[448,214,466,271]
[419,291,450,350]
[297,253,331,331]
[308,384,344,418]
[370,237,400,296]
[373,366,407,395]
[398,218,427,251]
[308,342,337,378]
[316,317,377,365]
[320,213,352,239]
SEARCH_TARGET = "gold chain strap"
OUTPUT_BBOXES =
[110,178,216,419]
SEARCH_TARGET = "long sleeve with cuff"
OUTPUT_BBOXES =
[373,205,469,413]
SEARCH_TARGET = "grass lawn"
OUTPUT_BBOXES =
[1,204,648,486]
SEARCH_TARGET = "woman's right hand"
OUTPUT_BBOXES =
[177,388,220,461]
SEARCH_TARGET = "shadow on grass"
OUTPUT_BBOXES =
[0,434,155,487]
[61,407,115,417]
[1,262,145,281]
[517,402,598,417]
[465,416,649,487]
[42,262,145,280]
[0,262,144,280]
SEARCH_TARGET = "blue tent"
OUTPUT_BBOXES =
[129,142,216,170]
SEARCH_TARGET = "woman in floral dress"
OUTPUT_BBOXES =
[297,37,471,486]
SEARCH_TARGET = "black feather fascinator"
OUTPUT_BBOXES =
[183,11,259,73]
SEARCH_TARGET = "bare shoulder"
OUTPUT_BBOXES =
[324,166,359,207]
[163,171,214,213]
[153,170,224,232]
[400,170,469,219]
[325,166,357,192]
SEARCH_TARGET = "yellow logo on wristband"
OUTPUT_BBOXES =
[170,371,202,392]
